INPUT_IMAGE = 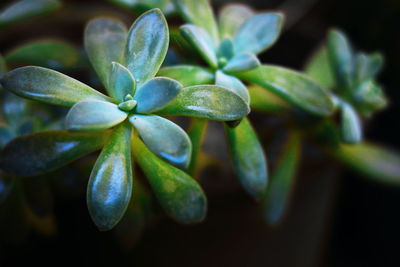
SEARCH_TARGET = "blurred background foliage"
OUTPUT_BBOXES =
[1,0,400,266]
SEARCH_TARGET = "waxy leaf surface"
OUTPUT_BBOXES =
[158,65,214,87]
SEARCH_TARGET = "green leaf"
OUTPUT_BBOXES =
[85,18,127,94]
[5,40,82,71]
[333,142,400,185]
[218,4,254,38]
[0,0,61,28]
[353,80,387,116]
[217,38,234,63]
[132,135,206,223]
[156,85,250,121]
[125,8,169,87]
[87,123,132,231]
[109,62,136,102]
[129,115,191,169]
[225,117,268,199]
[237,65,335,116]
[248,84,289,113]
[134,77,181,113]
[187,118,208,176]
[180,24,218,68]
[304,46,335,90]
[223,52,260,73]
[263,131,301,225]
[173,0,219,44]
[355,52,384,84]
[158,65,215,87]
[0,130,108,176]
[66,100,127,131]
[340,101,362,144]
[215,70,249,104]
[0,66,113,107]
[233,12,283,55]
[327,29,354,91]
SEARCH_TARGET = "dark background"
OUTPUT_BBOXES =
[1,0,400,266]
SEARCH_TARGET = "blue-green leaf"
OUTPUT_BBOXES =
[125,8,169,87]
[304,46,335,90]
[0,66,113,107]
[233,12,283,55]
[173,0,219,45]
[215,70,249,104]
[134,77,181,113]
[264,131,301,225]
[132,135,206,223]
[327,29,354,91]
[225,117,268,199]
[87,123,132,231]
[158,65,214,87]
[340,101,362,144]
[180,24,218,68]
[156,85,250,121]
[355,52,384,84]
[109,62,136,102]
[237,65,335,116]
[0,130,109,176]
[223,52,260,73]
[218,4,254,38]
[85,18,127,93]
[0,0,61,27]
[5,40,82,71]
[65,100,127,131]
[217,38,234,63]
[353,80,387,116]
[129,115,191,169]
[333,142,400,185]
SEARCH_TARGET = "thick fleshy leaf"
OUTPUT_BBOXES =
[225,117,268,199]
[0,66,113,107]
[125,8,169,87]
[248,84,289,113]
[217,38,234,63]
[65,100,127,131]
[173,0,219,44]
[132,135,206,223]
[354,80,387,116]
[237,65,335,116]
[215,70,249,104]
[5,40,81,71]
[129,115,191,169]
[0,130,108,176]
[218,4,254,38]
[85,18,127,93]
[180,24,218,68]
[158,65,214,87]
[87,123,132,231]
[187,118,208,176]
[0,0,61,27]
[233,12,283,55]
[134,77,182,113]
[304,46,335,90]
[109,62,136,102]
[333,142,400,185]
[263,132,301,225]
[355,52,384,84]
[223,52,260,73]
[340,101,362,144]
[327,29,354,91]
[156,85,250,121]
